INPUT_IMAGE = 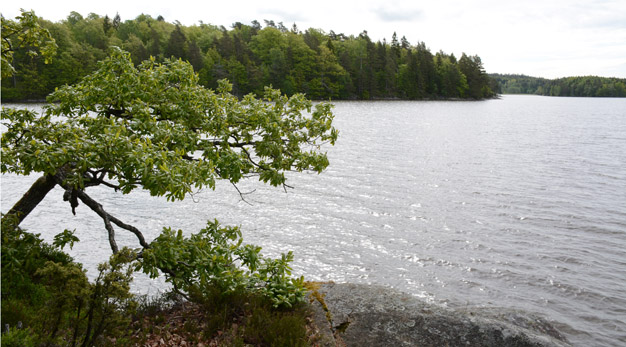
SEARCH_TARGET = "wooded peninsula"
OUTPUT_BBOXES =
[1,12,497,101]
[491,74,626,97]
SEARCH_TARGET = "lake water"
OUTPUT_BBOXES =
[2,95,625,346]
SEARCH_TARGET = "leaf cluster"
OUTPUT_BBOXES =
[139,220,307,308]
[1,9,57,78]
[1,47,338,202]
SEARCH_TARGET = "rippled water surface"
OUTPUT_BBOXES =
[2,95,626,346]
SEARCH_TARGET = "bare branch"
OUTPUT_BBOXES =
[68,188,120,253]
[102,214,119,254]
[231,181,255,205]
[107,213,150,249]
[282,182,294,193]
[97,180,121,190]
[83,169,120,190]
[53,170,150,251]
[72,188,150,249]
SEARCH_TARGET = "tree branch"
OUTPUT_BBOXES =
[201,139,256,148]
[2,173,57,226]
[49,168,149,252]
[231,182,255,205]
[68,188,119,254]
[71,189,150,250]
[107,212,150,249]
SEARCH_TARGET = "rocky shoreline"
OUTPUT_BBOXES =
[307,282,570,347]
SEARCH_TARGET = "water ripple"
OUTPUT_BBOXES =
[3,96,626,346]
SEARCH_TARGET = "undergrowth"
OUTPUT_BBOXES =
[1,216,313,346]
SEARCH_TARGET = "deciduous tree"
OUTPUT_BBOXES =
[1,48,338,304]
[1,9,57,78]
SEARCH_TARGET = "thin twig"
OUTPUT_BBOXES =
[231,182,254,205]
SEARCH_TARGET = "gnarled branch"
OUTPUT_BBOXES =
[51,169,150,252]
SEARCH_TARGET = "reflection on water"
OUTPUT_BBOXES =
[2,96,626,346]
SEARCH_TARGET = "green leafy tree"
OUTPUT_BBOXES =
[2,48,337,305]
[1,9,57,78]
[249,27,286,79]
[122,33,149,65]
[435,52,467,98]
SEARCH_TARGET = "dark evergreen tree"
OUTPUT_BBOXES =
[459,53,493,99]
[103,15,112,34]
[187,40,203,71]
[165,25,188,60]
[112,13,121,29]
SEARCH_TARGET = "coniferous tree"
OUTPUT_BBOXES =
[165,24,187,60]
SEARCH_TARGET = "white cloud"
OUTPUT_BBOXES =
[375,5,422,22]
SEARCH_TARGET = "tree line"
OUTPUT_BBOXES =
[491,74,626,97]
[1,12,496,101]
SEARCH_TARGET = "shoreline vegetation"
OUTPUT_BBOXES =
[491,74,626,97]
[1,11,496,102]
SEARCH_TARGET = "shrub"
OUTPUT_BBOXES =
[1,217,137,346]
[139,219,307,309]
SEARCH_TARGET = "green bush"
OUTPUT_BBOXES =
[1,327,38,347]
[2,217,312,345]
[1,217,137,346]
[139,219,307,308]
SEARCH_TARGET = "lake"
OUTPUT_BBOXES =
[2,95,625,346]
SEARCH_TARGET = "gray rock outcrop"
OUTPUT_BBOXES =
[308,282,570,347]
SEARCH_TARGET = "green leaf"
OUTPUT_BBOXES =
[53,229,80,250]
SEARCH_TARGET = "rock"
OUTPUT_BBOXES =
[308,283,570,347]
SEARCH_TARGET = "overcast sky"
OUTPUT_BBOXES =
[3,0,626,78]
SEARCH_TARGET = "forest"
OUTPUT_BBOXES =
[491,74,626,97]
[1,12,496,101]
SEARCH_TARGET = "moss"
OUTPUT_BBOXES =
[306,281,333,325]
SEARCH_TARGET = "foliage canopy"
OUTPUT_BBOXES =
[1,9,57,78]
[2,45,337,308]
[1,11,496,100]
[2,47,337,200]
[490,73,626,97]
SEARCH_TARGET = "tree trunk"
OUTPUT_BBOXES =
[2,174,57,226]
